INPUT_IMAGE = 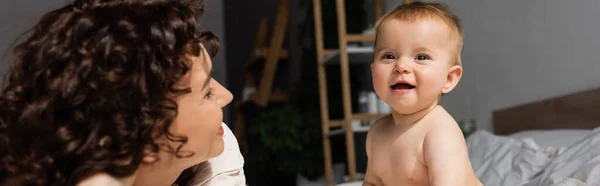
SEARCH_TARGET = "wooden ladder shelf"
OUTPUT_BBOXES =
[311,0,411,185]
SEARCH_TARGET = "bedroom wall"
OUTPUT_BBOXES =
[382,0,600,132]
[200,0,230,124]
[0,0,62,76]
[0,0,230,123]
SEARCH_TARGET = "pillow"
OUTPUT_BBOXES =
[509,129,594,149]
[467,130,551,186]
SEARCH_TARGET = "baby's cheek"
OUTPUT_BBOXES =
[372,69,389,83]
[424,69,446,81]
[372,76,389,91]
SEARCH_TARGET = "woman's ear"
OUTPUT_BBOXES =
[441,65,462,94]
[142,155,157,163]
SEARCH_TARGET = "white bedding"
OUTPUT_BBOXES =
[548,178,588,186]
[467,128,600,186]
[467,131,551,186]
[509,129,593,149]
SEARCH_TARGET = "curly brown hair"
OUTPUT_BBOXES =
[173,162,212,186]
[0,0,218,185]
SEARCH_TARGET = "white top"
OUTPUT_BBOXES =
[194,122,246,186]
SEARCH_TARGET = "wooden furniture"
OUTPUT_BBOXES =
[252,0,290,107]
[233,0,290,155]
[311,0,411,185]
[493,87,600,135]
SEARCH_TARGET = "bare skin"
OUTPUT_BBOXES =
[77,44,233,186]
[363,106,482,186]
[363,18,483,186]
[77,174,134,186]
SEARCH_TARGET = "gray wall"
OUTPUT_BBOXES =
[201,0,230,124]
[0,1,13,67]
[1,1,63,75]
[223,0,280,105]
[382,0,600,131]
[0,0,230,123]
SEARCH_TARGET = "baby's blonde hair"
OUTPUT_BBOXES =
[374,1,463,65]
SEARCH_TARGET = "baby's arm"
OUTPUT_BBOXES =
[423,121,475,186]
[363,122,382,186]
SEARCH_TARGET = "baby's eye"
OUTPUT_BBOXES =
[382,53,396,60]
[415,54,431,60]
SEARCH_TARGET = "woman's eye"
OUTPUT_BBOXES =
[415,54,430,60]
[204,88,214,99]
[382,53,395,60]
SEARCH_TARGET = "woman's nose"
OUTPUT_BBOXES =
[214,81,233,108]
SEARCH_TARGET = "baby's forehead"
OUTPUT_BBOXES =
[378,18,458,36]
[375,18,462,48]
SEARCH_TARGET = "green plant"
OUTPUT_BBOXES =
[245,103,323,179]
[249,104,302,153]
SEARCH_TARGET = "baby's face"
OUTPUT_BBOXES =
[371,19,462,115]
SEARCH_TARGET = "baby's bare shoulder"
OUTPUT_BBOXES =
[366,115,393,148]
[421,107,479,186]
[422,106,466,149]
[423,106,466,151]
[368,114,393,134]
[424,106,461,132]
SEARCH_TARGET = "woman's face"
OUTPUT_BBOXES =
[168,43,233,167]
[133,44,232,186]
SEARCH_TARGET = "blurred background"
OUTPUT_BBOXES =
[2,0,600,186]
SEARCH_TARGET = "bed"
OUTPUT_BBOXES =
[467,87,600,186]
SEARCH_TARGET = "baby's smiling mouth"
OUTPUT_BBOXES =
[391,82,416,90]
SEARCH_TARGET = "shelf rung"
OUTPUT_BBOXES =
[255,48,288,58]
[346,34,375,42]
[248,91,289,103]
[325,125,371,136]
[324,49,337,56]
[318,46,374,65]
[326,128,346,136]
[353,113,389,120]
[329,120,343,127]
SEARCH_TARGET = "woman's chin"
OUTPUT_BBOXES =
[208,138,225,158]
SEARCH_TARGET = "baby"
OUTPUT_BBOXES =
[363,2,482,186]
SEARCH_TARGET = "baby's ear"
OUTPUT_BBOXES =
[441,65,462,94]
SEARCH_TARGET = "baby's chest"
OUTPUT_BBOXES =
[371,138,429,184]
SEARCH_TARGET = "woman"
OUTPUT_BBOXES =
[172,122,246,186]
[0,0,232,185]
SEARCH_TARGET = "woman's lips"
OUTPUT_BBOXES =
[216,126,224,136]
